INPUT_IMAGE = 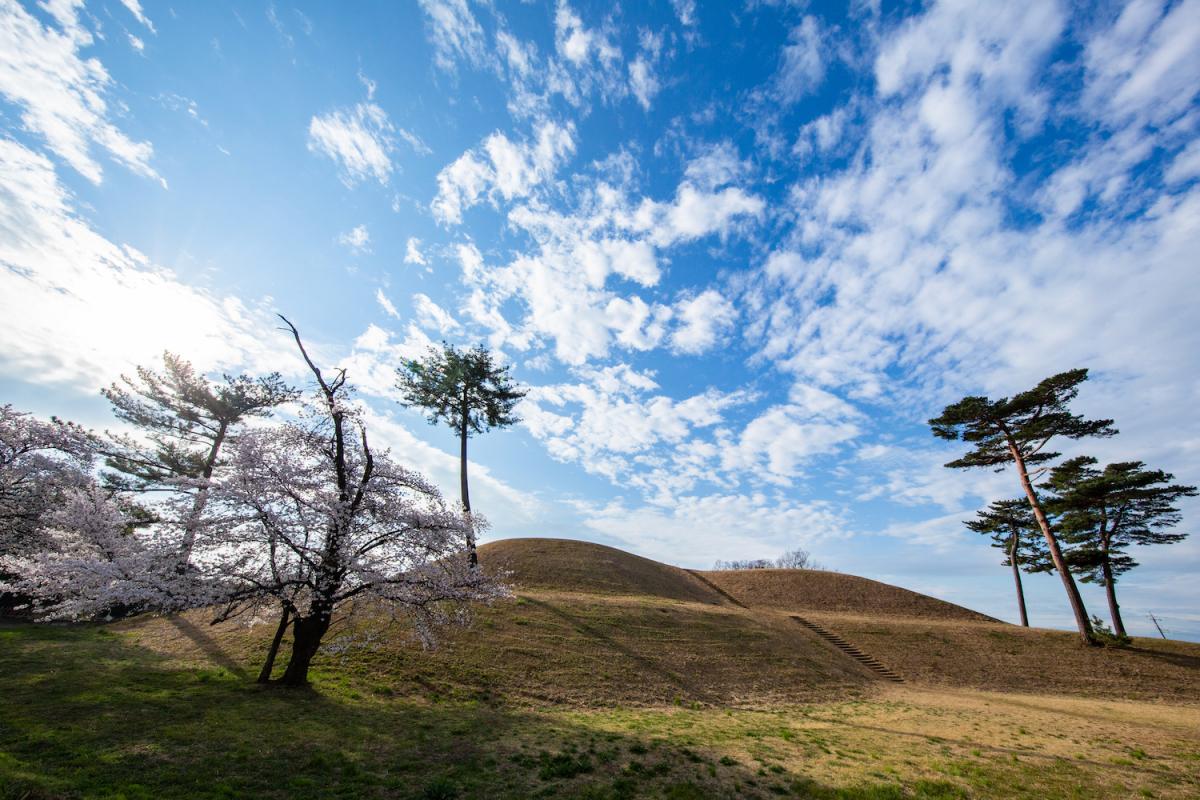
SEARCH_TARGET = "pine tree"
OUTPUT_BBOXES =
[1043,456,1195,638]
[102,352,296,563]
[396,344,526,567]
[930,369,1116,645]
[965,499,1047,627]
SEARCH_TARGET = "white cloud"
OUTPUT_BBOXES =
[0,1,164,186]
[307,102,395,185]
[518,365,861,501]
[576,493,849,568]
[0,139,293,391]
[634,182,765,246]
[1081,0,1200,128]
[413,293,461,334]
[432,120,576,224]
[127,33,145,53]
[418,0,490,72]
[721,391,862,485]
[338,224,371,253]
[554,1,618,67]
[775,16,825,103]
[375,289,400,319]
[431,150,492,225]
[120,0,156,33]
[670,289,736,355]
[404,236,429,266]
[1165,138,1200,185]
[670,0,697,28]
[684,141,747,190]
[629,55,660,111]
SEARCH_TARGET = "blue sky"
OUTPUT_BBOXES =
[2,0,1199,640]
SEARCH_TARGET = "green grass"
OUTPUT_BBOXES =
[1,624,1197,799]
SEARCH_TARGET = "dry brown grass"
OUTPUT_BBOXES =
[697,566,997,622]
[807,612,1200,703]
[115,537,1200,709]
[479,538,724,604]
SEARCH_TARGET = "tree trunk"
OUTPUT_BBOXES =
[280,611,331,686]
[1102,556,1126,638]
[178,419,229,568]
[1008,442,1095,645]
[1009,534,1029,627]
[256,605,291,684]
[459,395,477,568]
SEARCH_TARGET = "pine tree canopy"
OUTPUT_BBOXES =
[929,369,1117,471]
[964,499,1049,569]
[1042,456,1196,584]
[396,344,527,437]
[102,352,297,490]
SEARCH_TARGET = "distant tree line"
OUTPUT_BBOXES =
[932,369,1194,646]
[713,547,823,571]
[0,321,513,686]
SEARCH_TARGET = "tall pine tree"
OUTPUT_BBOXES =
[1043,456,1195,638]
[396,344,526,567]
[930,369,1116,645]
[965,499,1047,627]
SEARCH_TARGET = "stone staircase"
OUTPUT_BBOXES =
[791,615,903,683]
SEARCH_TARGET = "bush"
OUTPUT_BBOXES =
[1090,616,1131,647]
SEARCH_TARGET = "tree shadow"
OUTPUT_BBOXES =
[519,595,713,703]
[1124,644,1200,671]
[164,614,250,679]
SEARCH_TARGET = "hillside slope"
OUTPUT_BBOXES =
[108,537,1200,706]
[478,538,724,604]
[696,566,998,622]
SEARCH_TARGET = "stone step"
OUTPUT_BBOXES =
[790,615,904,684]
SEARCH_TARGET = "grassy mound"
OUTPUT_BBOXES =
[696,567,996,622]
[478,538,724,604]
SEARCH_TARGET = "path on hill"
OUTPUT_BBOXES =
[792,615,904,683]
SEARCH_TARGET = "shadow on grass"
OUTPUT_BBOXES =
[1125,644,1200,671]
[165,615,250,680]
[0,622,969,800]
[519,595,715,703]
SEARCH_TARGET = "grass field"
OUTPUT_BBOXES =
[3,539,1198,799]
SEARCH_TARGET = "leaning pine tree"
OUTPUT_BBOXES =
[930,369,1116,645]
[396,343,526,567]
[1043,456,1195,639]
[965,499,1046,627]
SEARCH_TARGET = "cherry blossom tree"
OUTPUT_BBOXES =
[0,405,99,559]
[3,320,507,687]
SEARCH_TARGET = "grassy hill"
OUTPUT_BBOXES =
[2,536,1199,799]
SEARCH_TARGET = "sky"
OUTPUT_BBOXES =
[1,0,1198,641]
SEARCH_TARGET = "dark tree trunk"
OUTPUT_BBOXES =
[280,611,331,687]
[257,605,291,684]
[459,395,477,568]
[1009,442,1095,645]
[1102,556,1126,638]
[1009,535,1029,627]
